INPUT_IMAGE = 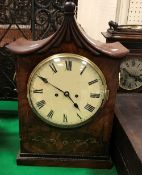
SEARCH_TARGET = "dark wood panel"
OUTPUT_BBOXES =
[112,94,142,175]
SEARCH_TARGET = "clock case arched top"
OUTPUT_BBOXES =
[6,2,129,58]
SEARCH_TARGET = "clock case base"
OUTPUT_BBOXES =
[17,153,112,168]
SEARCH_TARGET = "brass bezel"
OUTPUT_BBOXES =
[27,53,109,128]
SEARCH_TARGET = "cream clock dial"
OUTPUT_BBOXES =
[27,53,108,128]
[119,57,142,90]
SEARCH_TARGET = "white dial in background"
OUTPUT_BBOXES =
[27,53,108,128]
[120,58,142,90]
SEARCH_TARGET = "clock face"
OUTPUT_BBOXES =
[27,53,108,128]
[119,57,142,91]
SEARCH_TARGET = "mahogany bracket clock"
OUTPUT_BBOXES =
[6,2,128,168]
[102,21,142,92]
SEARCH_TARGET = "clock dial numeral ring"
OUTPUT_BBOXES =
[27,53,108,128]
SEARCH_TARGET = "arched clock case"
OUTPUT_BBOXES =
[6,1,128,168]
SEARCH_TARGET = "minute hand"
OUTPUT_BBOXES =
[38,76,80,110]
[38,76,65,93]
[130,75,142,82]
[122,69,142,82]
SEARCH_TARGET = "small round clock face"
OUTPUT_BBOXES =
[27,53,108,128]
[119,57,142,90]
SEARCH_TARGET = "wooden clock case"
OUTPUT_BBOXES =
[102,22,142,50]
[102,22,142,92]
[6,2,128,168]
[103,22,142,174]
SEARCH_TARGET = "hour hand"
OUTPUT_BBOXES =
[122,68,131,77]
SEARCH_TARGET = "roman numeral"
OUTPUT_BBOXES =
[84,104,95,112]
[90,93,100,98]
[33,89,43,93]
[122,81,126,86]
[36,100,46,109]
[128,83,132,89]
[80,66,86,75]
[88,79,98,85]
[63,114,68,123]
[47,110,54,119]
[126,62,129,67]
[65,60,72,71]
[49,63,57,73]
[132,60,135,67]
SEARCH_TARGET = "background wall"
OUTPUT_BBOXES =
[77,0,142,42]
[77,0,118,42]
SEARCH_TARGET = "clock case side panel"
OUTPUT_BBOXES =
[15,45,120,168]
